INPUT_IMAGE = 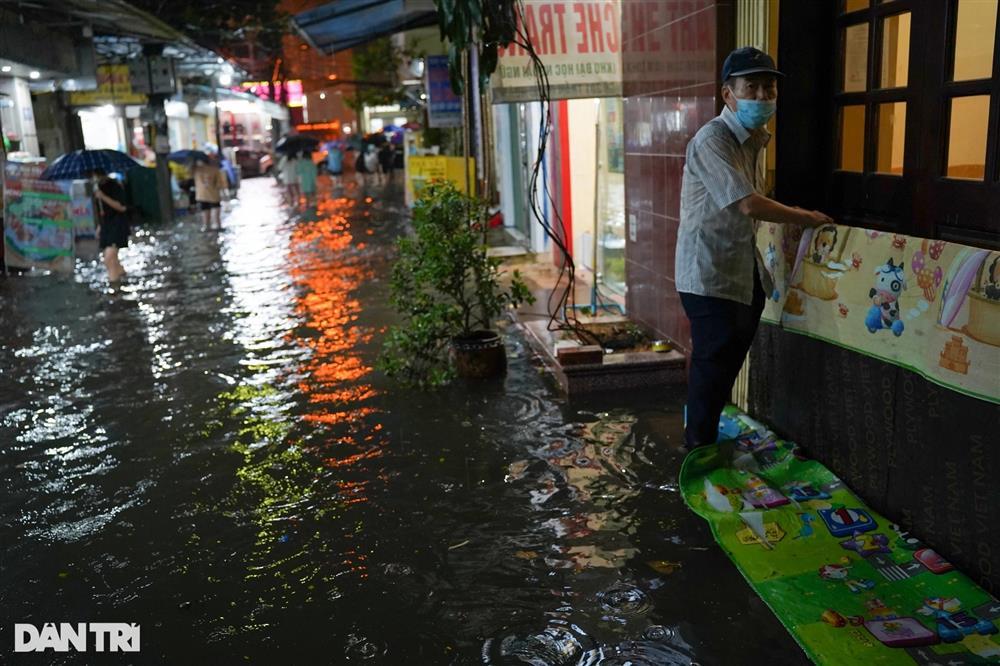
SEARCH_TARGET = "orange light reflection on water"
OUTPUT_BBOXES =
[286,194,386,500]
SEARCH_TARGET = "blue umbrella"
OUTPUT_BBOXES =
[168,149,211,164]
[41,149,142,181]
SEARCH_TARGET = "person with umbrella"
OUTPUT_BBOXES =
[41,149,139,282]
[91,169,130,282]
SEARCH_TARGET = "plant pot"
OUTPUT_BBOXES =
[451,330,506,379]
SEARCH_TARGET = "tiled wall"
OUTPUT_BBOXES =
[622,0,728,351]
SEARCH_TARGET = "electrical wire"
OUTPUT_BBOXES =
[510,0,603,347]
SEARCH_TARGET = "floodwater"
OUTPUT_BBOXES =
[0,178,807,664]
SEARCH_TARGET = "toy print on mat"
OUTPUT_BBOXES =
[865,258,907,336]
[680,406,1000,665]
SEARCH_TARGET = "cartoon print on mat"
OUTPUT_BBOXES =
[819,507,877,537]
[940,249,1000,348]
[917,597,999,643]
[865,258,907,336]
[794,513,816,539]
[783,481,830,502]
[793,226,853,301]
[765,242,781,301]
[840,531,892,557]
[812,225,838,264]
[913,548,954,574]
[986,255,1000,300]
[864,617,939,648]
[818,561,875,593]
[911,239,945,302]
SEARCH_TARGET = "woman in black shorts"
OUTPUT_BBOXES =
[92,169,130,281]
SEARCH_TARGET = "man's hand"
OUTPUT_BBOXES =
[802,209,834,228]
[740,194,834,228]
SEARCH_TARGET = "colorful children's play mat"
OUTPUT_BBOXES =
[680,407,1000,664]
[755,224,1000,404]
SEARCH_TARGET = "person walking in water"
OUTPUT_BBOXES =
[298,149,318,202]
[362,144,379,186]
[675,47,833,451]
[280,151,302,205]
[91,169,130,281]
[377,143,395,184]
[193,155,228,230]
[326,143,344,188]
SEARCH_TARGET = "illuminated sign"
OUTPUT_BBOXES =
[239,80,304,107]
[295,122,342,131]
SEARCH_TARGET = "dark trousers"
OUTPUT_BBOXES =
[679,270,765,447]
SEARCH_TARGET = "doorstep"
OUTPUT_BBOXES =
[516,317,687,396]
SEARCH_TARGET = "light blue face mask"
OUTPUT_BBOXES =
[734,98,776,130]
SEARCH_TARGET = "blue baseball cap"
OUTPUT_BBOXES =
[722,46,785,82]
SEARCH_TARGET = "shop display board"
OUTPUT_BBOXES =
[2,161,73,271]
[61,180,96,239]
[681,406,1000,665]
[405,156,476,207]
[756,224,1000,404]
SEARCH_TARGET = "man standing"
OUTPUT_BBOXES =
[675,46,833,450]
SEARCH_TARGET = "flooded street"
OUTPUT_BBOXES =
[0,177,805,664]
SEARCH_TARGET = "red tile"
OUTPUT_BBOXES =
[661,156,683,220]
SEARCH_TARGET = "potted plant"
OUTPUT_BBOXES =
[378,181,534,385]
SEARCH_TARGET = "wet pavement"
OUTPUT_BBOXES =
[0,177,808,664]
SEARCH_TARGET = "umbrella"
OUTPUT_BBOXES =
[402,121,422,131]
[168,149,211,164]
[381,124,403,133]
[41,149,142,181]
[275,135,320,154]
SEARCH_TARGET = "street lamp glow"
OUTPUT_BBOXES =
[420,93,426,100]
[29,71,40,79]
[319,92,326,99]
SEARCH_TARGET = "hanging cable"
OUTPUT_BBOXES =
[510,1,603,347]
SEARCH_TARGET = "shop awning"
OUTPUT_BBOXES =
[292,0,438,54]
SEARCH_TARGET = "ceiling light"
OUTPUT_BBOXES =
[1,66,11,73]
[29,71,40,79]
[319,92,326,99]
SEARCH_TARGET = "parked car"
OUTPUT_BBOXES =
[233,148,274,178]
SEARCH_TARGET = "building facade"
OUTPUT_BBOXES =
[622,0,1000,593]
